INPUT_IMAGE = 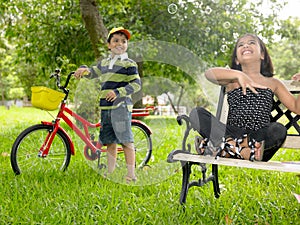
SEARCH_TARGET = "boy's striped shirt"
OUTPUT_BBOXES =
[89,53,141,111]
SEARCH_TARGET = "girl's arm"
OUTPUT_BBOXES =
[275,75,300,115]
[205,67,265,94]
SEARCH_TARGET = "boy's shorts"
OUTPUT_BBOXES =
[100,103,133,144]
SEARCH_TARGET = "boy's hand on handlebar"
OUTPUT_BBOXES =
[74,68,90,79]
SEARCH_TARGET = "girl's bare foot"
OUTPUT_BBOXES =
[254,141,265,161]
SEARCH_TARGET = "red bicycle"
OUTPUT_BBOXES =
[10,70,153,175]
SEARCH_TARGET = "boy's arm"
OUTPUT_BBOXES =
[74,64,100,79]
[74,66,90,79]
[115,77,141,97]
[114,62,141,97]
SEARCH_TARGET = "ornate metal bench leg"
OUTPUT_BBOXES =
[212,164,220,198]
[179,161,191,204]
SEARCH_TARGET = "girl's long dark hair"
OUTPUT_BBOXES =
[230,34,274,77]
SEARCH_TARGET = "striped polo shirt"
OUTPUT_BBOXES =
[89,53,141,111]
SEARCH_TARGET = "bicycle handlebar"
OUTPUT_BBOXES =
[50,69,75,94]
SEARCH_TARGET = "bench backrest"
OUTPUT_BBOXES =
[216,81,300,149]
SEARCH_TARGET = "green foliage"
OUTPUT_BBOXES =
[8,88,25,100]
[270,18,300,79]
[2,0,94,65]
[123,0,283,65]
[74,78,100,123]
[1,0,97,95]
[0,37,16,101]
[1,0,298,109]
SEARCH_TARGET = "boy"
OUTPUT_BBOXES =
[74,27,141,183]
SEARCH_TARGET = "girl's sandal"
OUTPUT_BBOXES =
[217,137,240,158]
[194,136,214,156]
[238,136,265,161]
[237,134,253,160]
[218,134,265,161]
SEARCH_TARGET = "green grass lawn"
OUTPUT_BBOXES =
[0,106,299,224]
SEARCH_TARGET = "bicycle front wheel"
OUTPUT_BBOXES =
[131,122,152,168]
[11,124,72,175]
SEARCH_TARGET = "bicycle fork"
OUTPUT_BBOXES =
[38,120,75,157]
[38,124,60,157]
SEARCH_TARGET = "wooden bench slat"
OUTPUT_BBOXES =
[282,136,300,149]
[282,80,300,92]
[172,153,300,173]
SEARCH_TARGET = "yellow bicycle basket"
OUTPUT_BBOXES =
[31,86,65,111]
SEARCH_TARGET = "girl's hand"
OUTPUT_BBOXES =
[237,73,267,95]
[292,73,300,81]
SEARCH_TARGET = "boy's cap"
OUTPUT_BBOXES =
[107,27,131,40]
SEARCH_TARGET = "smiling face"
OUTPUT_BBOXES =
[230,34,274,77]
[235,35,264,65]
[107,33,128,57]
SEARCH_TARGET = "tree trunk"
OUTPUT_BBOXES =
[165,92,178,115]
[133,56,144,108]
[177,84,184,114]
[79,0,144,109]
[0,72,5,106]
[79,0,108,59]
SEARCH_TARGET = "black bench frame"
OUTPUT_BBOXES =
[167,81,300,204]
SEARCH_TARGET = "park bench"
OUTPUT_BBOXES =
[167,80,300,204]
[132,106,157,118]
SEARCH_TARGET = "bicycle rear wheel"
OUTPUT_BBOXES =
[11,124,72,175]
[131,122,152,168]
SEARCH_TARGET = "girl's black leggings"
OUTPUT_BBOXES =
[189,107,287,161]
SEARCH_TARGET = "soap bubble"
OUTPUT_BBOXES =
[225,5,231,12]
[204,6,212,15]
[195,1,203,8]
[240,14,246,22]
[77,40,220,186]
[220,44,229,53]
[168,3,178,15]
[205,27,211,33]
[223,21,231,29]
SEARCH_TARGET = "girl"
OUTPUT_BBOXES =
[192,33,300,161]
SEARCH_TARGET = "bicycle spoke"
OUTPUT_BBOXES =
[11,124,71,174]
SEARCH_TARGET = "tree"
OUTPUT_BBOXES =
[79,0,108,59]
[270,17,300,79]
[0,0,288,114]
[104,0,286,113]
[0,37,18,104]
[1,0,95,96]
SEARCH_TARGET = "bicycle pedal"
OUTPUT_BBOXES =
[98,163,106,169]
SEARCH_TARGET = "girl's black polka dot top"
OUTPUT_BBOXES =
[226,87,273,131]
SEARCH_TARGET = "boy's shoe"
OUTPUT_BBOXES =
[125,176,137,184]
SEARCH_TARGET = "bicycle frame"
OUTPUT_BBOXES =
[40,100,97,157]
[11,70,153,175]
[39,91,152,159]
